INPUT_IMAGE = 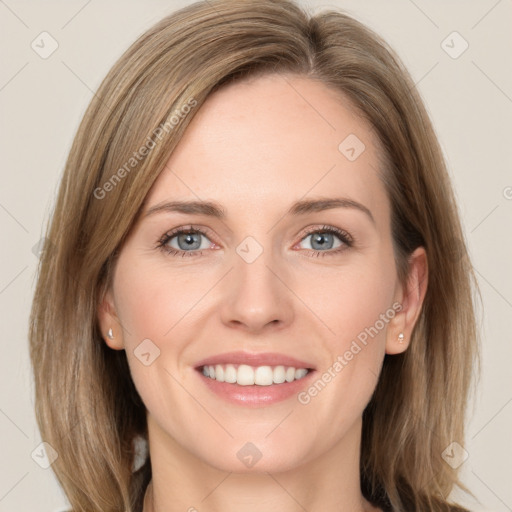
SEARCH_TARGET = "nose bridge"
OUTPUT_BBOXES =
[220,233,294,330]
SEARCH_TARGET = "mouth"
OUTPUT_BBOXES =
[199,363,311,386]
[194,352,316,406]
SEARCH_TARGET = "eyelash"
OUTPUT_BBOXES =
[156,224,354,258]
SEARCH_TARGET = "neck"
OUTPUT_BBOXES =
[142,415,379,512]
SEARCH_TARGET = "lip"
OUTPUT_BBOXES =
[194,351,315,370]
[194,351,316,407]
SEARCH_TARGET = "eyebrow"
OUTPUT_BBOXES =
[144,197,375,224]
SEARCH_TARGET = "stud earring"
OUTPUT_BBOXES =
[107,328,114,339]
[398,332,404,343]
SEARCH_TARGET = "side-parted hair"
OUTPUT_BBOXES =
[29,1,480,511]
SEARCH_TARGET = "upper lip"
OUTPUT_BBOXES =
[194,351,315,370]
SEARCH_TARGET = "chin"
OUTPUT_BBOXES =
[190,433,314,474]
[207,449,308,475]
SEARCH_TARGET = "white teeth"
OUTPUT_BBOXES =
[215,364,224,382]
[237,364,255,386]
[201,363,310,385]
[224,364,237,383]
[273,365,286,384]
[254,366,273,386]
[295,368,308,380]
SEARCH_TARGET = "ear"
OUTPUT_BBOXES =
[97,287,125,350]
[386,246,428,355]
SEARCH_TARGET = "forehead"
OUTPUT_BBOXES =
[144,74,388,225]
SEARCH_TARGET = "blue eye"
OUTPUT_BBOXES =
[158,226,213,257]
[296,226,353,256]
[157,224,353,258]
[301,231,342,251]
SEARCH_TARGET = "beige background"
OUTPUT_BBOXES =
[1,1,511,511]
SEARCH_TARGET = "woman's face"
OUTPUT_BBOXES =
[100,74,422,473]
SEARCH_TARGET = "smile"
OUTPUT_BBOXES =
[201,364,310,386]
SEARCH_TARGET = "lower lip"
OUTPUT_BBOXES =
[197,369,316,407]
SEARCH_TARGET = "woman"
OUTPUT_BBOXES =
[29,0,479,511]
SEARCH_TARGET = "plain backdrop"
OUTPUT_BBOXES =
[1,1,511,511]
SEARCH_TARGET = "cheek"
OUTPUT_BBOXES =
[110,259,191,398]
[302,252,396,410]
[111,258,197,430]
[113,256,206,347]
[110,253,223,400]
[315,251,397,351]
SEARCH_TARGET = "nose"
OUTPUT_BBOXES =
[219,243,295,334]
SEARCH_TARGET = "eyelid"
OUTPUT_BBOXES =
[157,223,354,257]
[297,224,354,245]
[159,224,217,244]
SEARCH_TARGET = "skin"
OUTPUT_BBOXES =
[98,73,427,512]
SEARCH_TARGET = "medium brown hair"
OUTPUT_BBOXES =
[29,1,480,510]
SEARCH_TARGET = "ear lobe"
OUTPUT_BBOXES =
[97,289,124,350]
[385,247,428,355]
